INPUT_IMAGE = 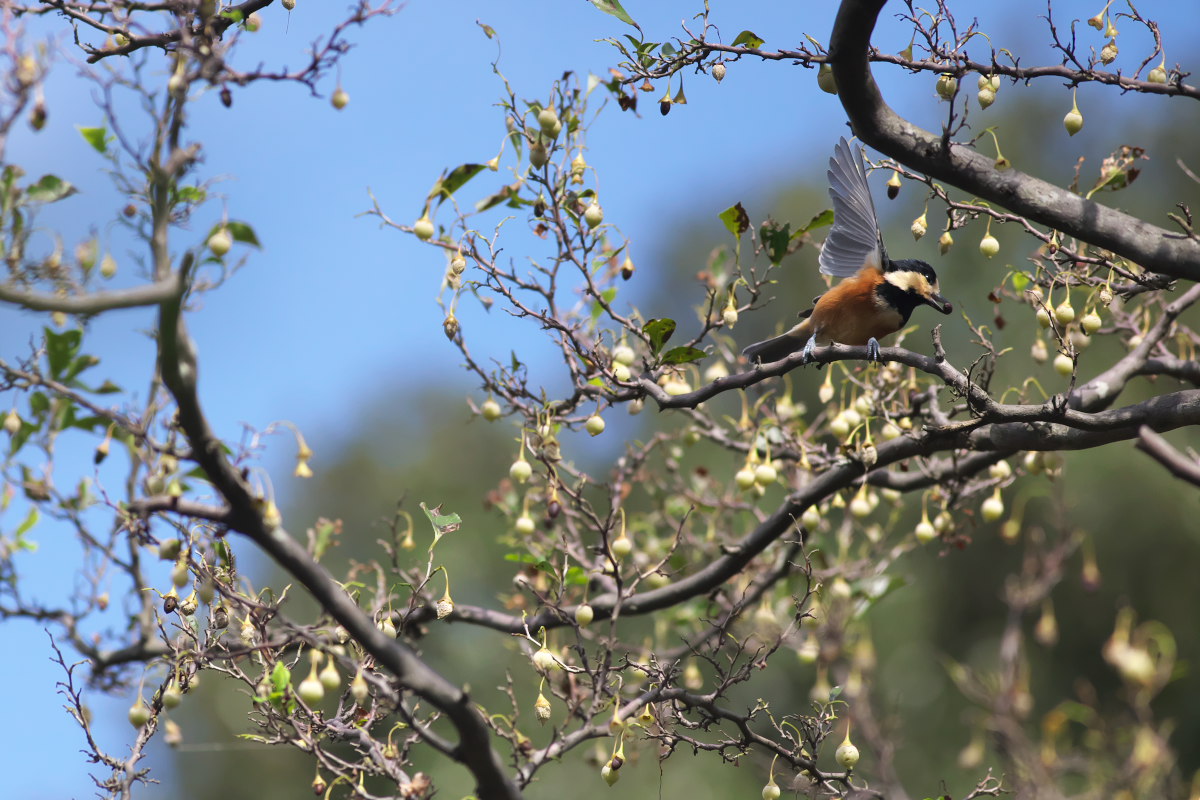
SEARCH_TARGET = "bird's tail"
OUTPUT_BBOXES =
[742,329,807,364]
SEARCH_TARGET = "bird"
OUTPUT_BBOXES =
[742,137,953,365]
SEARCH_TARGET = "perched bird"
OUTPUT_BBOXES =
[743,137,952,364]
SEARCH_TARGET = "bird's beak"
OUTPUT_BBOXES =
[925,292,953,315]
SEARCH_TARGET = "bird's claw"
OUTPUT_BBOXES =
[866,337,881,363]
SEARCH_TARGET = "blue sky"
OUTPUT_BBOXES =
[2,1,1195,796]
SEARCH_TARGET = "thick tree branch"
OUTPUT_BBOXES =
[0,275,182,313]
[828,0,1200,281]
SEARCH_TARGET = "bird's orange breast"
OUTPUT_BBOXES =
[806,267,904,346]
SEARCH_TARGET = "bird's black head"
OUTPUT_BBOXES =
[882,258,953,315]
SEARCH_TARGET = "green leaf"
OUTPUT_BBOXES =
[660,346,706,365]
[44,328,82,380]
[220,9,245,23]
[219,221,261,248]
[731,30,765,49]
[719,202,750,239]
[69,415,108,433]
[795,208,834,236]
[590,287,618,324]
[477,21,496,39]
[827,684,843,702]
[475,182,520,213]
[760,219,791,265]
[421,502,462,550]
[564,565,589,586]
[1011,271,1031,293]
[26,175,77,204]
[95,380,122,394]
[77,126,110,154]
[176,185,206,205]
[590,0,641,31]
[643,318,676,356]
[14,506,39,538]
[429,163,487,207]
[28,392,49,418]
[312,519,337,561]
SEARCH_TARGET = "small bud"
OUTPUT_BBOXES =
[532,646,559,672]
[979,233,1000,258]
[481,397,502,421]
[436,590,454,620]
[207,228,232,257]
[1080,311,1102,335]
[1087,13,1104,29]
[443,312,459,340]
[161,680,184,709]
[911,213,928,241]
[835,730,861,769]
[735,466,757,491]
[575,603,594,626]
[1064,95,1084,135]
[4,409,22,436]
[1031,337,1049,363]
[886,170,902,200]
[171,557,190,589]
[989,459,1012,480]
[128,700,151,728]
[351,668,370,705]
[283,0,296,9]
[712,63,726,82]
[529,139,549,168]
[1099,39,1118,64]
[319,658,340,691]
[938,230,954,255]
[817,63,837,94]
[801,505,821,529]
[620,254,635,280]
[754,462,777,486]
[610,532,633,560]
[413,214,435,241]
[534,691,552,724]
[914,518,937,543]
[584,200,604,229]
[1148,64,1167,84]
[980,488,1005,523]
[514,514,536,536]
[1054,352,1074,377]
[298,673,325,705]
[1054,299,1076,325]
[601,762,620,786]
[537,107,559,135]
[722,302,738,328]
[1036,307,1052,328]
[510,455,532,483]
[936,72,958,100]
[849,486,872,518]
[100,253,118,278]
[586,414,606,436]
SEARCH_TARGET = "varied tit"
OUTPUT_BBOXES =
[743,137,953,365]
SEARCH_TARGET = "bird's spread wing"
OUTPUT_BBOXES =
[818,137,884,278]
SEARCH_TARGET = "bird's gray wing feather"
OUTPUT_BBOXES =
[818,137,884,278]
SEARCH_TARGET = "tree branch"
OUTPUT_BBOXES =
[827,0,1200,281]
[1135,425,1200,487]
[0,274,182,313]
